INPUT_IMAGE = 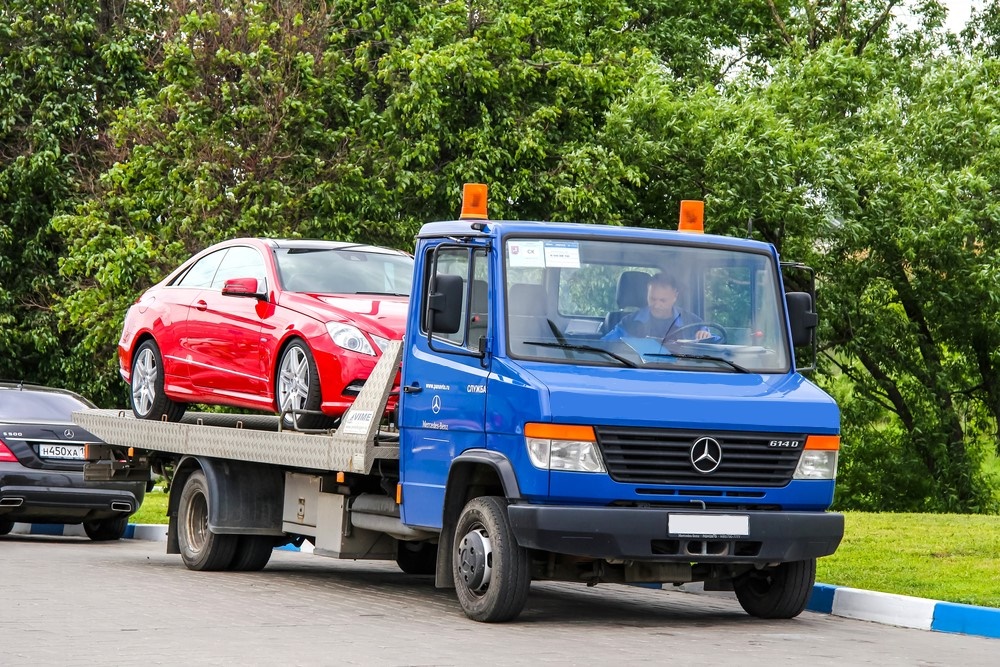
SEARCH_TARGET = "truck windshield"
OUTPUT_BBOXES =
[504,237,791,373]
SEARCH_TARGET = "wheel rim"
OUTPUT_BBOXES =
[457,526,493,595]
[183,490,210,554]
[278,346,310,420]
[132,347,157,416]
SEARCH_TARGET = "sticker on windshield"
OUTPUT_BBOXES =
[543,241,580,268]
[508,240,546,267]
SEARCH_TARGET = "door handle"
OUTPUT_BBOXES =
[402,383,422,394]
[195,300,208,311]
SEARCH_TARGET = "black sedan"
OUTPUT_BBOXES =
[0,382,146,540]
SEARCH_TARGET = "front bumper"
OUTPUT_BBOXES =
[507,505,844,564]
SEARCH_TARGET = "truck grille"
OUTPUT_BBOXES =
[595,427,805,487]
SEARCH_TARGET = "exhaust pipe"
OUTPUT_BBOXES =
[0,497,24,507]
[111,501,132,512]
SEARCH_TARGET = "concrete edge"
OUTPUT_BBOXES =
[13,523,998,640]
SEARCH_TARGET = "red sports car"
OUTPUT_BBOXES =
[118,238,412,428]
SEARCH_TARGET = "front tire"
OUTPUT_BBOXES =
[733,559,816,619]
[177,470,237,571]
[452,497,531,623]
[131,339,186,421]
[276,340,330,430]
[84,516,128,541]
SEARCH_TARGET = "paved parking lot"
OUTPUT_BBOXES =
[2,534,996,666]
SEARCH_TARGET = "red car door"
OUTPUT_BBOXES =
[184,245,270,404]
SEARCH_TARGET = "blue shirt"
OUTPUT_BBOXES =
[603,306,704,342]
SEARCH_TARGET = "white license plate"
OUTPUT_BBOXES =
[668,514,749,538]
[38,444,85,460]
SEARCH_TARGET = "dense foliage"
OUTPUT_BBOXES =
[2,0,998,511]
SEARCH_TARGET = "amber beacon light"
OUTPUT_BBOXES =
[460,183,489,220]
[678,199,705,233]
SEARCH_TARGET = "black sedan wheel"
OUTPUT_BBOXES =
[84,516,128,541]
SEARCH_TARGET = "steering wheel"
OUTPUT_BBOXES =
[663,322,728,344]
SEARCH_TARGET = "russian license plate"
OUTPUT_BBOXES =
[38,444,85,460]
[668,514,749,538]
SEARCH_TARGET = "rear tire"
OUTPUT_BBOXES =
[396,540,437,575]
[228,535,275,571]
[131,339,186,421]
[177,470,237,571]
[733,559,816,619]
[276,340,331,430]
[84,516,128,541]
[452,497,531,623]
[0,520,14,535]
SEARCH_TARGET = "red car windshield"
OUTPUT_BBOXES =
[274,247,413,296]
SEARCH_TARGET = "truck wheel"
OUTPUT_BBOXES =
[396,540,437,575]
[177,470,237,571]
[452,497,531,623]
[131,339,186,422]
[733,558,816,619]
[83,516,128,541]
[276,340,330,430]
[227,535,275,571]
[0,520,14,535]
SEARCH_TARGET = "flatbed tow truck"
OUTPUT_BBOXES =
[79,185,843,622]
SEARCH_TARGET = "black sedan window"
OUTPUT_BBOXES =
[0,391,93,422]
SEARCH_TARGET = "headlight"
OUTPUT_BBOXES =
[370,334,390,353]
[326,322,376,356]
[793,435,840,480]
[525,423,605,473]
[794,450,839,479]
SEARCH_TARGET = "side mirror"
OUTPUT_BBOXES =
[222,277,265,299]
[428,274,464,334]
[786,291,818,348]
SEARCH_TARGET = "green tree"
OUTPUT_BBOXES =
[0,0,160,393]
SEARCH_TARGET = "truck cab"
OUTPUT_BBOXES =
[397,187,842,621]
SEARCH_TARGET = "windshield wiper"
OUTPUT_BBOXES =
[353,291,409,297]
[644,352,751,373]
[522,340,638,368]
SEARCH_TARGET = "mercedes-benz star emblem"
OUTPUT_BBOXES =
[64,429,75,439]
[690,437,722,474]
[431,395,442,414]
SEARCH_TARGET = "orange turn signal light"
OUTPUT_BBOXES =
[805,435,840,450]
[460,183,489,220]
[524,423,596,442]
[679,200,704,233]
[396,482,403,505]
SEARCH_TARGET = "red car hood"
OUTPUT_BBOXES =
[279,292,409,337]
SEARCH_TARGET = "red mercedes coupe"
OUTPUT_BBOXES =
[118,238,412,429]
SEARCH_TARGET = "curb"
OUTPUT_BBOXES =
[806,583,1000,640]
[13,523,999,640]
[10,521,168,541]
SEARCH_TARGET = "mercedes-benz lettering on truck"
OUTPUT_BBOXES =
[79,184,843,622]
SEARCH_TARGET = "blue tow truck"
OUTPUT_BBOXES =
[79,184,843,622]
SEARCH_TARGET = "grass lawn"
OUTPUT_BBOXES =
[131,487,169,525]
[130,491,999,608]
[817,512,1000,608]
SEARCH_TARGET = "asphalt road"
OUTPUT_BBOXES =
[2,534,995,666]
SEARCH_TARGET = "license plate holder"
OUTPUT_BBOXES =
[668,514,749,538]
[38,444,86,460]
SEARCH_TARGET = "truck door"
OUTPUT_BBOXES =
[398,245,490,529]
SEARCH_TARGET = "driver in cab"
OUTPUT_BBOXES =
[603,272,712,342]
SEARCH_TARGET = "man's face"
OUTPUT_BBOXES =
[647,283,678,319]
